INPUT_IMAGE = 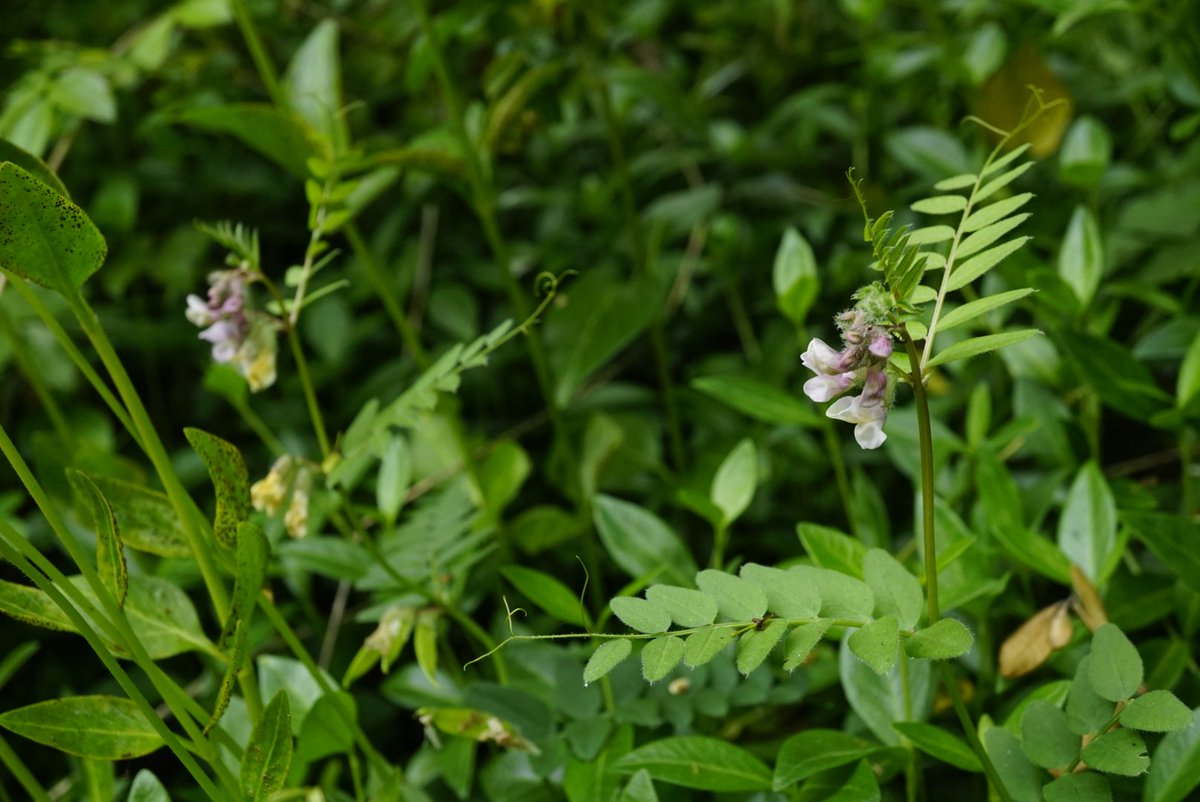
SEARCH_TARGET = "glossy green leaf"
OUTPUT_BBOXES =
[1058,205,1103,307]
[176,104,313,177]
[695,570,767,622]
[691,374,820,426]
[926,329,1040,369]
[0,139,67,197]
[1043,772,1112,802]
[584,639,633,684]
[610,597,671,634]
[594,495,696,587]
[782,620,830,671]
[1145,706,1200,802]
[798,523,868,579]
[773,729,876,789]
[1089,624,1143,702]
[84,475,190,557]
[849,615,899,675]
[644,585,717,628]
[683,627,736,668]
[912,194,967,214]
[1081,728,1149,776]
[641,635,684,682]
[1057,462,1117,583]
[711,438,756,526]
[962,191,1034,233]
[905,618,973,659]
[502,566,584,626]
[1119,690,1193,732]
[862,549,922,629]
[613,736,772,792]
[937,288,1034,332]
[945,236,1031,292]
[739,563,820,619]
[0,696,163,760]
[241,691,293,802]
[736,619,787,675]
[773,227,819,325]
[893,722,981,772]
[184,427,250,548]
[1020,700,1079,769]
[0,162,107,295]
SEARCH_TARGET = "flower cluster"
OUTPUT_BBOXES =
[802,310,894,449]
[250,456,314,538]
[186,268,279,392]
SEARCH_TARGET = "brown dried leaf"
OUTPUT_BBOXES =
[1069,564,1108,632]
[999,600,1072,678]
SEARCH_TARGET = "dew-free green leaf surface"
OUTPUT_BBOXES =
[613,736,772,792]
[773,729,877,789]
[594,495,696,587]
[0,696,163,760]
[893,722,981,772]
[242,691,293,802]
[184,427,251,548]
[584,639,632,684]
[1089,624,1143,702]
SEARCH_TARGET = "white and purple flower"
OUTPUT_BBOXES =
[802,317,894,449]
[186,268,278,392]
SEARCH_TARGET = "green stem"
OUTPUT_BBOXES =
[821,419,858,533]
[230,0,286,106]
[710,523,729,569]
[285,327,332,459]
[0,299,73,445]
[0,732,53,802]
[899,654,920,802]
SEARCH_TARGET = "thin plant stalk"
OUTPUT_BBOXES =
[0,733,53,802]
[0,298,73,445]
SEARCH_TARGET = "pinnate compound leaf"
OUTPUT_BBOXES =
[242,691,293,802]
[739,563,819,619]
[645,585,717,628]
[892,722,981,772]
[908,225,956,245]
[613,736,772,792]
[1088,624,1142,702]
[983,143,1032,176]
[937,288,1034,332]
[945,236,1031,292]
[584,639,632,684]
[695,570,767,622]
[0,162,107,295]
[1081,729,1149,776]
[962,191,1034,233]
[1020,700,1079,769]
[1145,705,1200,802]
[783,620,830,671]
[184,427,250,548]
[736,619,787,675]
[641,636,684,682]
[773,729,876,789]
[683,627,736,668]
[0,695,163,759]
[1119,690,1193,732]
[956,213,1031,260]
[905,618,973,659]
[1043,772,1112,802]
[974,160,1034,203]
[594,495,696,587]
[610,597,671,634]
[849,615,899,675]
[862,549,922,629]
[911,195,967,214]
[935,173,977,190]
[792,565,874,619]
[925,329,1040,369]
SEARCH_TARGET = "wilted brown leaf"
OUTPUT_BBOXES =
[1069,564,1108,632]
[999,600,1073,678]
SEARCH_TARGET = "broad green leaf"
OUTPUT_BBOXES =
[1059,115,1112,189]
[962,192,1034,233]
[782,620,830,671]
[613,736,772,792]
[839,639,933,745]
[284,20,345,146]
[644,585,717,628]
[0,579,74,633]
[945,236,1030,292]
[0,139,68,197]
[912,195,968,214]
[736,619,787,675]
[1089,624,1143,702]
[691,374,820,426]
[1057,461,1117,583]
[0,162,107,295]
[862,549,923,629]
[1067,656,1116,736]
[892,722,981,772]
[825,760,881,801]
[695,570,767,622]
[610,597,671,634]
[934,173,977,190]
[618,770,658,802]
[711,439,756,526]
[184,427,250,548]
[1042,772,1112,802]
[991,523,1072,584]
[792,565,874,619]
[908,225,956,245]
[1146,706,1200,802]
[1178,331,1200,410]
[974,160,1034,203]
[926,329,1040,369]
[956,213,1031,260]
[983,726,1043,802]
[641,635,684,682]
[1058,205,1103,308]
[683,627,736,668]
[739,563,820,619]
[376,434,412,525]
[0,696,162,760]
[1080,729,1149,776]
[127,769,171,802]
[798,523,867,579]
[176,104,312,177]
[937,288,1034,332]
[502,566,584,626]
[85,475,190,557]
[1119,690,1193,732]
[773,729,876,789]
[773,227,819,325]
[414,609,439,686]
[1020,700,1079,769]
[848,615,899,675]
[594,495,696,587]
[584,639,632,684]
[242,691,293,802]
[905,618,973,659]
[1122,511,1200,593]
[72,474,127,608]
